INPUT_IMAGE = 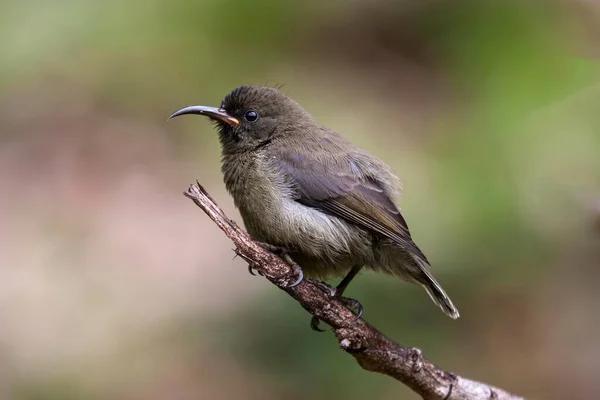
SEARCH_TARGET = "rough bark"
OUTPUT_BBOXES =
[184,182,525,400]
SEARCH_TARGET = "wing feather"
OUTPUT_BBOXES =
[276,147,429,265]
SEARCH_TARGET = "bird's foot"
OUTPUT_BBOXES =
[310,289,364,333]
[255,242,284,253]
[247,262,264,277]
[255,242,303,288]
[310,316,326,332]
[339,296,363,319]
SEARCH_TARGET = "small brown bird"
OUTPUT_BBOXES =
[169,86,459,329]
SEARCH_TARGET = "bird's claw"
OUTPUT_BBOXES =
[310,316,326,332]
[287,265,303,288]
[339,296,363,320]
[278,252,303,288]
[247,263,264,276]
[255,242,303,288]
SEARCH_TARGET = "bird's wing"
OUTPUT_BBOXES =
[276,148,429,265]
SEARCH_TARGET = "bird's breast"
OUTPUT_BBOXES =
[221,153,370,262]
[222,153,289,233]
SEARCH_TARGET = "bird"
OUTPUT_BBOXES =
[168,85,459,329]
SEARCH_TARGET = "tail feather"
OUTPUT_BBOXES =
[415,263,460,319]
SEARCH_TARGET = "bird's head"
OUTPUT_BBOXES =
[169,85,315,152]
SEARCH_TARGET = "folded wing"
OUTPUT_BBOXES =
[276,149,429,265]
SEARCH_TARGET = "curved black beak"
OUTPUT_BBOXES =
[168,105,239,127]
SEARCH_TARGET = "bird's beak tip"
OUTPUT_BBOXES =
[167,105,239,127]
[167,107,191,121]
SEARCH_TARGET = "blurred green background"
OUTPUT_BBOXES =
[1,0,599,399]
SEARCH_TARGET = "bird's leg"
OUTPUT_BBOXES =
[311,265,364,332]
[254,242,303,288]
[335,265,362,297]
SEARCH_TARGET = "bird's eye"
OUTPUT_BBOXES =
[244,111,259,122]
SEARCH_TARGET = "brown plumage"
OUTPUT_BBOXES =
[169,85,459,320]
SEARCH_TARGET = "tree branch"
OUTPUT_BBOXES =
[183,182,525,400]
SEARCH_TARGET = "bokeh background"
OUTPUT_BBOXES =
[1,0,600,399]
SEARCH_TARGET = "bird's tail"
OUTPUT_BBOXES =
[414,261,460,319]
